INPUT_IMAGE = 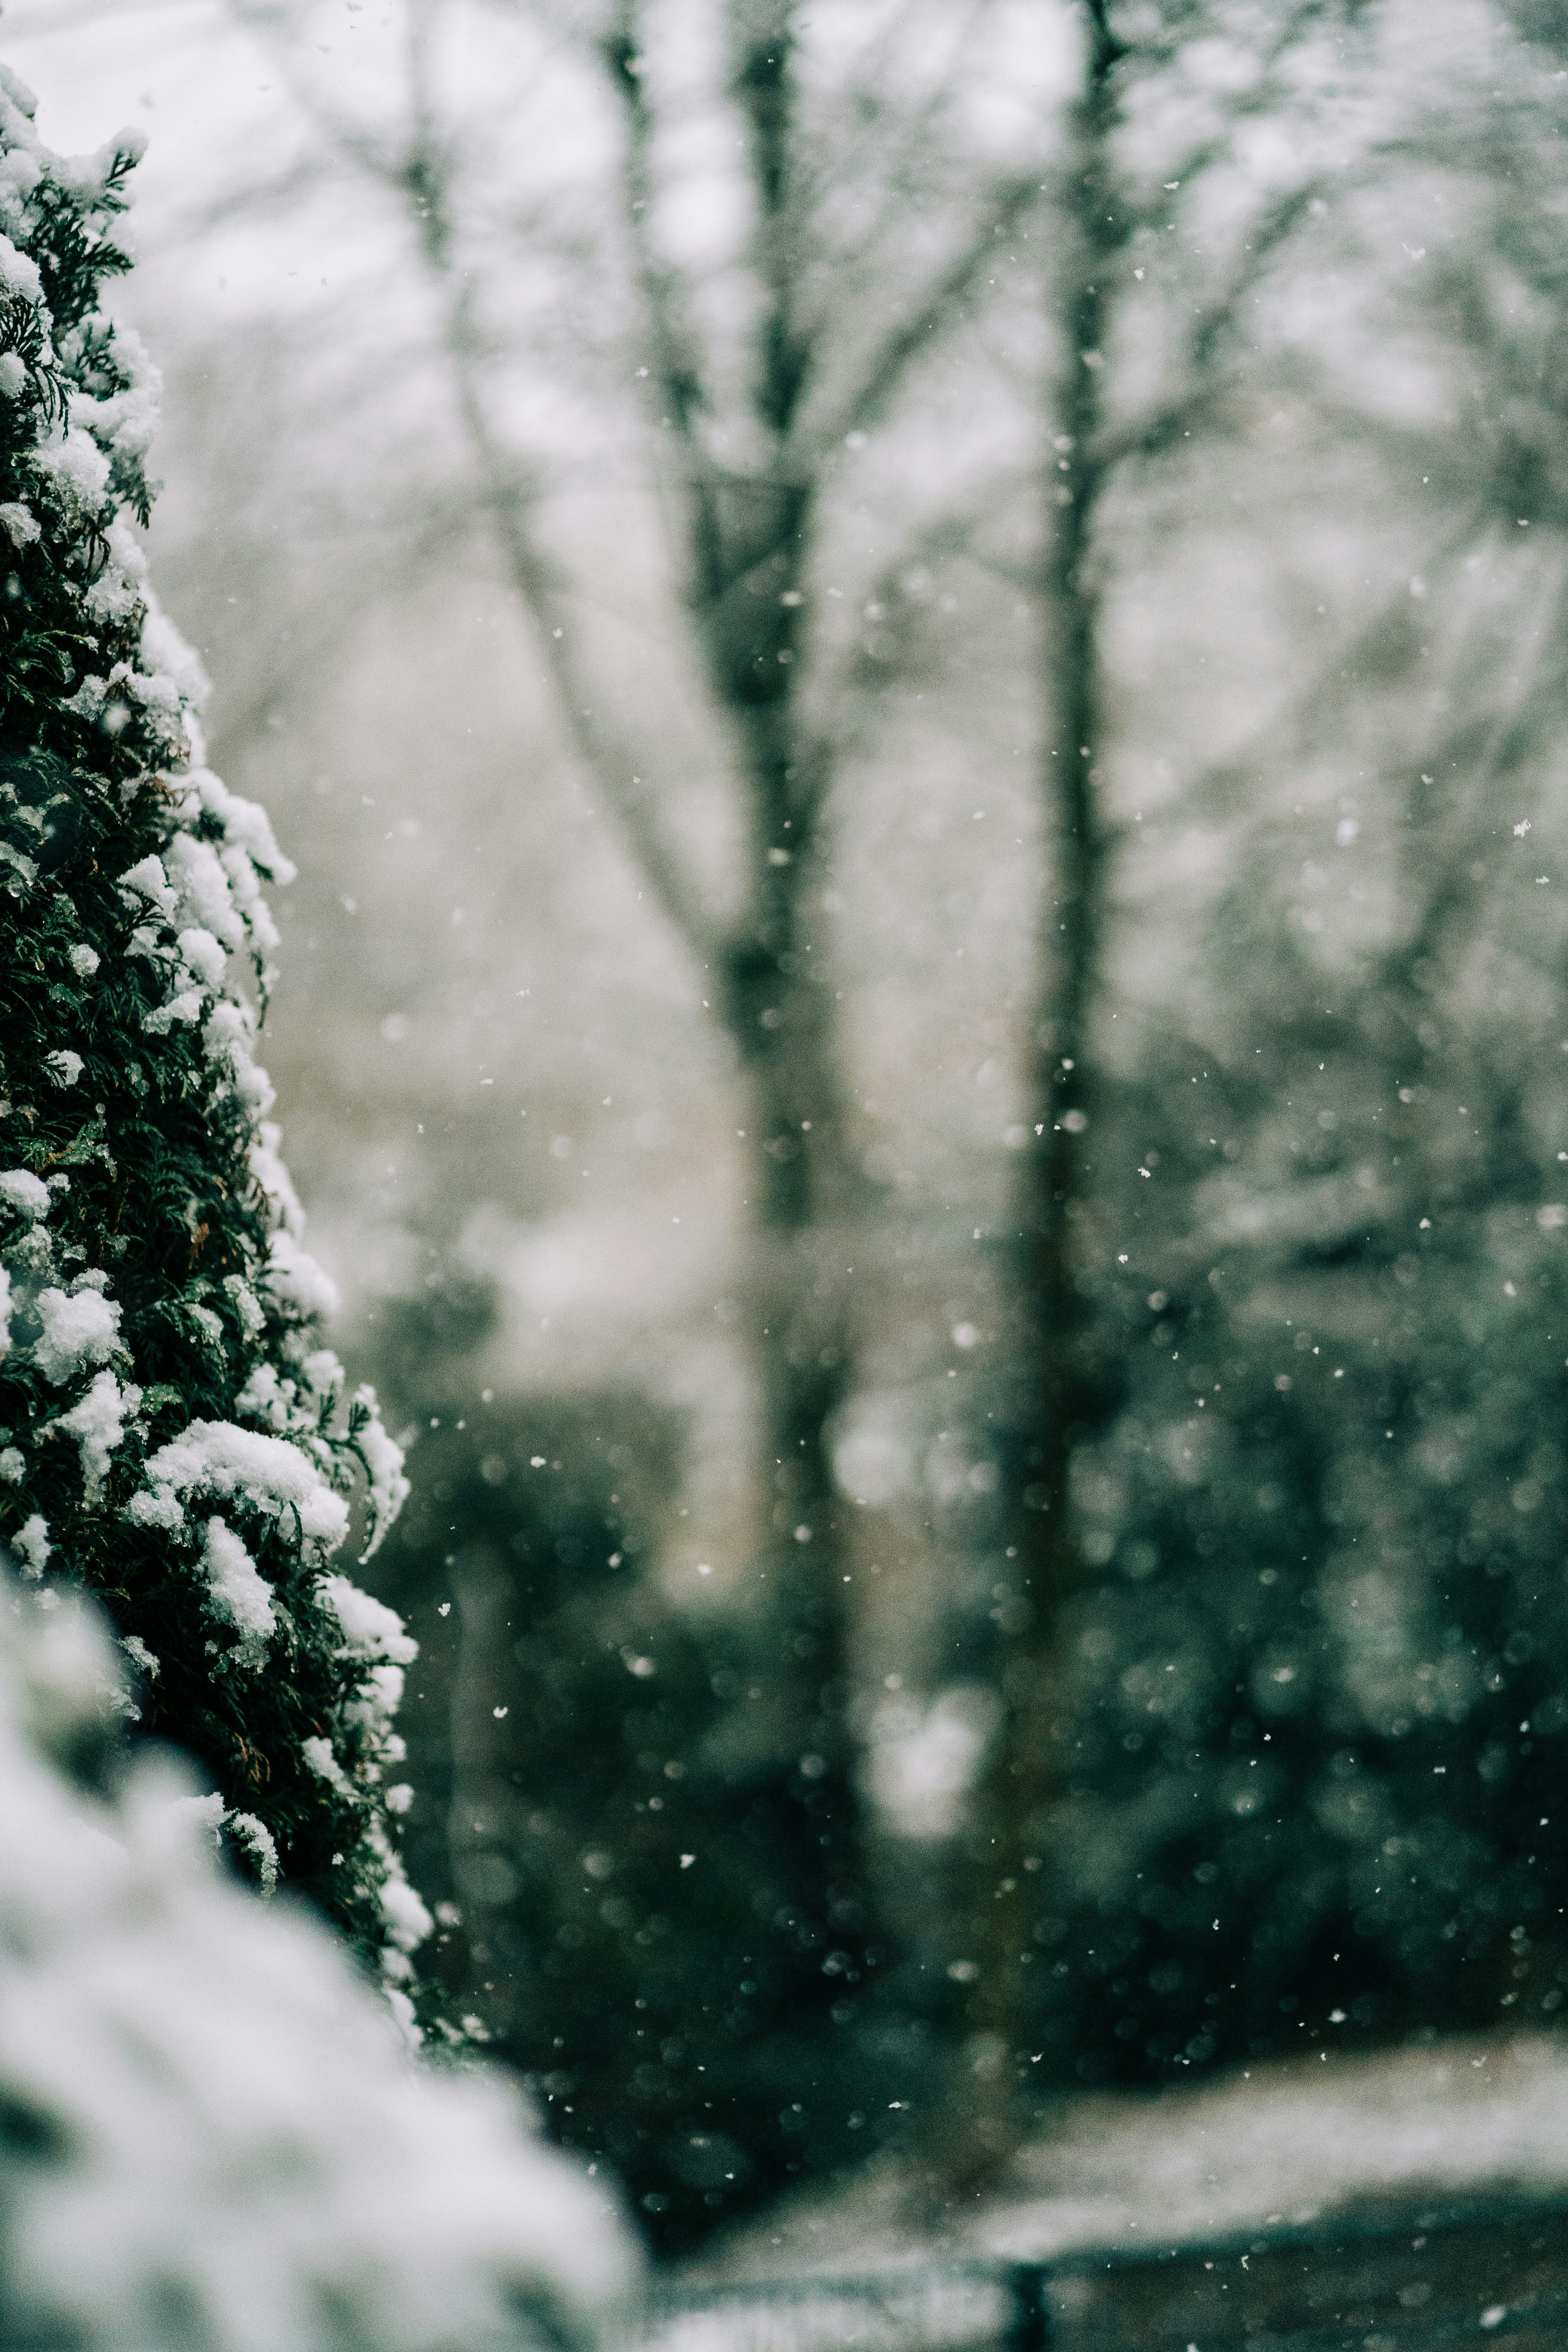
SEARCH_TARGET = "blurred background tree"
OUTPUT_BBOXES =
[1002,17,1568,2107]
[951,0,1392,2179]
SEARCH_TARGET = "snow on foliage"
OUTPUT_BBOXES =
[0,65,428,2005]
[0,1562,637,2352]
[31,1279,120,1383]
[319,1571,419,1664]
[199,1515,278,1665]
[53,1368,137,1499]
[131,1419,352,1550]
[0,1170,49,1221]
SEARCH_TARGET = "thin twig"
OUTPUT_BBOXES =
[822,171,1041,449]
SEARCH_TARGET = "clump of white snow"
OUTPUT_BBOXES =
[319,1571,417,1664]
[14,1513,50,1577]
[32,1283,122,1385]
[129,1419,350,1552]
[224,1809,279,1896]
[265,1228,341,1322]
[0,1560,637,2352]
[248,1121,305,1238]
[54,1369,138,1500]
[118,1633,158,1681]
[0,1167,51,1221]
[0,493,39,542]
[302,1732,350,1790]
[168,1790,278,1896]
[115,852,177,922]
[199,1515,277,1667]
[379,1865,436,1957]
[350,1385,411,1561]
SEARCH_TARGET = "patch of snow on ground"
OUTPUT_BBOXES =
[686,2034,1568,2283]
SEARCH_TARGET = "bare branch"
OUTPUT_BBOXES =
[732,2,815,447]
[1192,181,1329,374]
[227,0,405,181]
[1093,180,1334,474]
[822,172,1040,449]
[1161,512,1490,835]
[1377,555,1568,989]
[171,158,334,242]
[205,499,481,767]
[815,494,1011,733]
[601,0,728,606]
[1083,0,1129,74]
[443,287,723,965]
[222,0,720,970]
[1120,0,1367,218]
[789,0,993,236]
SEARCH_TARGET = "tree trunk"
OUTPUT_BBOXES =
[716,628,872,1959]
[947,0,1127,2189]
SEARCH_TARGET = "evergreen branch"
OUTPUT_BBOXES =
[0,76,433,2004]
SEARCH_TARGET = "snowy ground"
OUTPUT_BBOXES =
[684,2034,1568,2285]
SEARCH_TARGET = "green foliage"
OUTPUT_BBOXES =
[0,65,430,2017]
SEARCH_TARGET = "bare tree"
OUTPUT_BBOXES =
[944,0,1392,2183]
[227,0,1043,1955]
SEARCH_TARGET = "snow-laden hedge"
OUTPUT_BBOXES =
[0,65,428,2011]
[0,1560,636,2351]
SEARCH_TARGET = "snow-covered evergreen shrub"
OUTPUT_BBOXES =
[0,1558,636,2352]
[0,67,426,2007]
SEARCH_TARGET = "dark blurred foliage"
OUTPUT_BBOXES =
[945,841,1568,2095]
[364,1272,909,2251]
